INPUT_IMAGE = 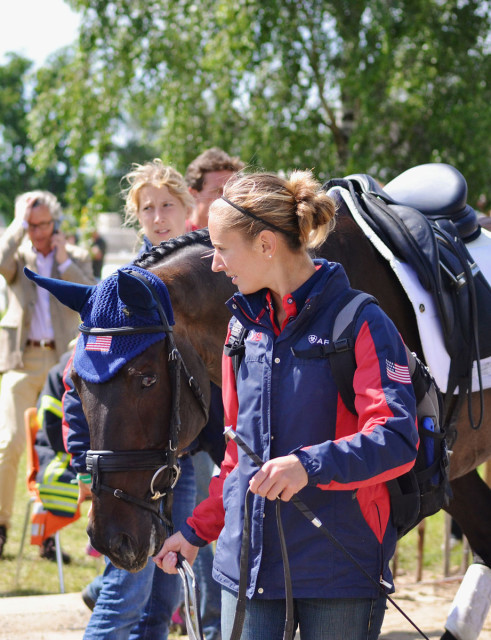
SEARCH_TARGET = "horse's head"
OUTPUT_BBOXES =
[24,265,210,571]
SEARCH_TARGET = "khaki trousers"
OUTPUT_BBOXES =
[0,345,57,528]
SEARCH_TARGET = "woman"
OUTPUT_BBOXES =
[155,170,419,639]
[122,158,195,255]
[66,159,221,640]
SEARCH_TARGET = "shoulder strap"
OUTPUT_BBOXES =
[223,318,248,378]
[329,290,379,415]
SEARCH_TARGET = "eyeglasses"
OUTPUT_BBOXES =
[27,220,54,232]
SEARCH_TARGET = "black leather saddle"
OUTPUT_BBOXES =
[347,163,480,241]
[324,163,491,433]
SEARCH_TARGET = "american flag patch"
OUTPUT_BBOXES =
[85,335,112,352]
[386,359,411,384]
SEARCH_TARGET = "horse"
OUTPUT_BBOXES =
[26,186,491,633]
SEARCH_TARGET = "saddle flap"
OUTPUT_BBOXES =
[361,194,442,296]
[329,174,484,391]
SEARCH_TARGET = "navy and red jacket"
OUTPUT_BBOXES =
[183,259,418,600]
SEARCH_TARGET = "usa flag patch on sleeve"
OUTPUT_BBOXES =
[386,359,411,384]
[85,335,112,352]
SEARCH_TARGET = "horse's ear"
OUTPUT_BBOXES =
[23,267,94,313]
[117,269,156,313]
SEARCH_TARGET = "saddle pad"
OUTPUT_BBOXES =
[467,227,491,283]
[334,186,491,393]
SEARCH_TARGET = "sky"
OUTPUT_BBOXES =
[0,0,81,68]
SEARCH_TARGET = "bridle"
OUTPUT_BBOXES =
[82,270,209,534]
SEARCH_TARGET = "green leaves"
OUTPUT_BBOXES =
[1,0,489,222]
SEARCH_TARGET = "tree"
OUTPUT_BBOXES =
[0,53,74,223]
[27,0,490,213]
[0,54,37,219]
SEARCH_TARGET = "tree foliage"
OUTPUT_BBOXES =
[0,54,33,218]
[0,53,75,222]
[22,0,491,216]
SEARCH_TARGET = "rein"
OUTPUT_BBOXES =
[81,268,209,534]
[227,428,432,640]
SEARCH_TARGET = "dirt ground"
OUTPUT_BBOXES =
[0,574,490,640]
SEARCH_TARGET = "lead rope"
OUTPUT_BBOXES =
[226,428,431,640]
[276,497,295,640]
[229,488,295,640]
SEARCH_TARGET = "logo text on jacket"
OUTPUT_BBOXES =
[308,334,330,345]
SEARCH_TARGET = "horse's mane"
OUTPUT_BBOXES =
[133,229,212,269]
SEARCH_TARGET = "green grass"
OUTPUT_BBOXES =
[0,450,103,597]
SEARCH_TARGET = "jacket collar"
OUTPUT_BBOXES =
[226,259,350,332]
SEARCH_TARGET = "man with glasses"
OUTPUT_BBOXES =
[0,190,96,558]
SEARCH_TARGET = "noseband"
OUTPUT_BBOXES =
[82,270,209,533]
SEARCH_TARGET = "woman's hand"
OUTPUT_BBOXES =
[153,531,200,574]
[249,454,308,502]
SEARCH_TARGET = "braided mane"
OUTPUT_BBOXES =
[133,228,211,269]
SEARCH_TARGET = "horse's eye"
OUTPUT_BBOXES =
[141,375,157,388]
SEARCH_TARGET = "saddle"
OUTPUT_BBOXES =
[324,163,491,436]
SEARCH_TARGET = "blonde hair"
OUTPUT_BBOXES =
[122,159,194,229]
[213,170,336,250]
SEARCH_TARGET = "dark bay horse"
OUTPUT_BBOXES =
[25,263,212,572]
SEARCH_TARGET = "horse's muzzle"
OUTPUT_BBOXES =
[87,518,156,573]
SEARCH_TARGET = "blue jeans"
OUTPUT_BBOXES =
[84,455,195,640]
[221,588,387,640]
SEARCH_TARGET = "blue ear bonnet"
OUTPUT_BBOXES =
[74,265,174,383]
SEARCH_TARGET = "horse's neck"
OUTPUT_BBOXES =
[163,265,234,388]
[320,215,423,354]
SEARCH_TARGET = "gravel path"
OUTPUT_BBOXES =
[1,576,490,639]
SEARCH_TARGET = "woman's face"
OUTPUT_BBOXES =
[209,209,267,295]
[137,184,189,245]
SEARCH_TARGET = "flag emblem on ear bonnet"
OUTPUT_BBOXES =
[74,265,174,383]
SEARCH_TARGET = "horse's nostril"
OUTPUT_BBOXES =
[106,532,149,572]
[109,532,136,555]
